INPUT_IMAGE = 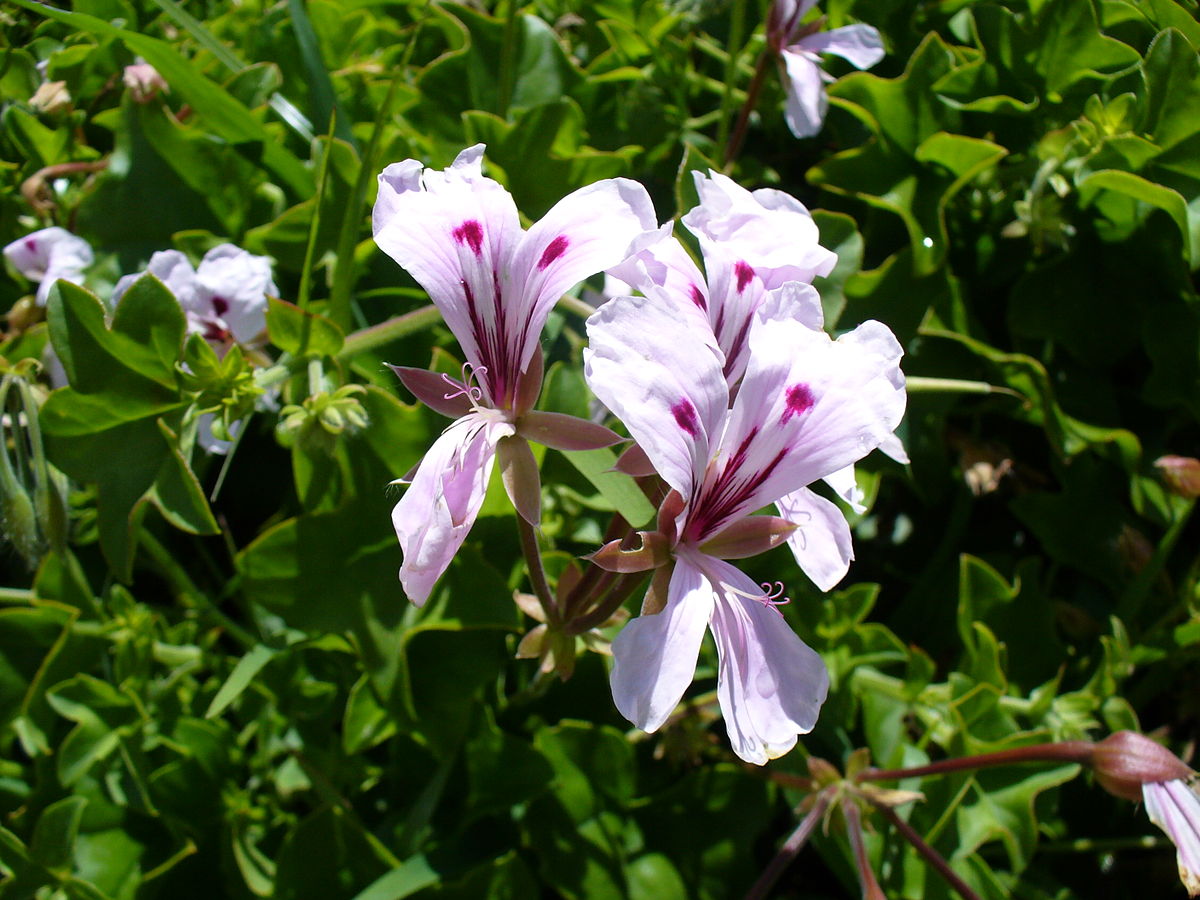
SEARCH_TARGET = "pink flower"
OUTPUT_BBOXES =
[373,145,656,605]
[611,172,906,590]
[122,59,169,103]
[584,294,905,763]
[612,171,834,386]
[113,245,276,350]
[767,0,885,139]
[3,227,93,306]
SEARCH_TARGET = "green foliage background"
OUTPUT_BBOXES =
[1,0,1199,896]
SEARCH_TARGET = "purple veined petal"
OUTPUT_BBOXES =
[195,245,276,346]
[696,240,772,387]
[1143,780,1200,896]
[690,313,905,536]
[797,24,885,70]
[373,145,523,404]
[391,415,510,606]
[684,172,836,288]
[609,556,715,732]
[775,487,854,591]
[780,49,829,139]
[508,177,658,377]
[701,555,828,765]
[584,293,729,501]
[4,227,94,306]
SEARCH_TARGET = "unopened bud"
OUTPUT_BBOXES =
[1092,731,1193,802]
[1156,455,1200,499]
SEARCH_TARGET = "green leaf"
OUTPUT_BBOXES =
[148,419,220,535]
[560,448,655,528]
[1077,168,1198,264]
[1031,0,1140,95]
[266,296,345,357]
[1141,28,1200,154]
[47,280,181,396]
[205,644,277,719]
[30,796,88,871]
[350,857,440,900]
[954,764,1081,870]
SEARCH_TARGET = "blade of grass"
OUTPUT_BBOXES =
[328,12,430,330]
[287,0,354,147]
[148,0,316,142]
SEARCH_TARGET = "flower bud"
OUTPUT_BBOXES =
[1156,455,1200,499]
[1092,731,1193,802]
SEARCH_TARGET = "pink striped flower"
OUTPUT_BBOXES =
[373,145,656,605]
[584,294,905,763]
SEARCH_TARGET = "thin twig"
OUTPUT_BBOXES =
[516,515,559,626]
[858,741,1095,782]
[871,801,981,900]
[743,792,832,900]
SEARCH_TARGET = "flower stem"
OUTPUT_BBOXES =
[743,792,832,900]
[844,801,887,900]
[566,571,643,635]
[857,741,1096,783]
[716,0,749,161]
[723,48,772,169]
[516,515,559,626]
[336,304,442,360]
[869,801,981,900]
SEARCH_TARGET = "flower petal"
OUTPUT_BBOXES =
[1143,781,1200,896]
[775,487,854,591]
[4,227,94,306]
[684,172,837,288]
[798,24,885,70]
[704,557,828,765]
[608,224,710,312]
[609,557,714,732]
[779,50,828,139]
[392,415,507,605]
[584,293,728,500]
[194,245,276,345]
[508,177,658,374]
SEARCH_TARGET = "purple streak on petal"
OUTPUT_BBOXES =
[537,235,570,270]
[452,219,485,256]
[24,237,37,253]
[734,260,755,293]
[211,295,229,316]
[671,399,701,437]
[781,383,815,424]
[689,283,707,311]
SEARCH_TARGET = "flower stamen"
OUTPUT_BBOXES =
[442,363,487,405]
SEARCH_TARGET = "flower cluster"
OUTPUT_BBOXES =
[374,146,906,764]
[3,228,276,453]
